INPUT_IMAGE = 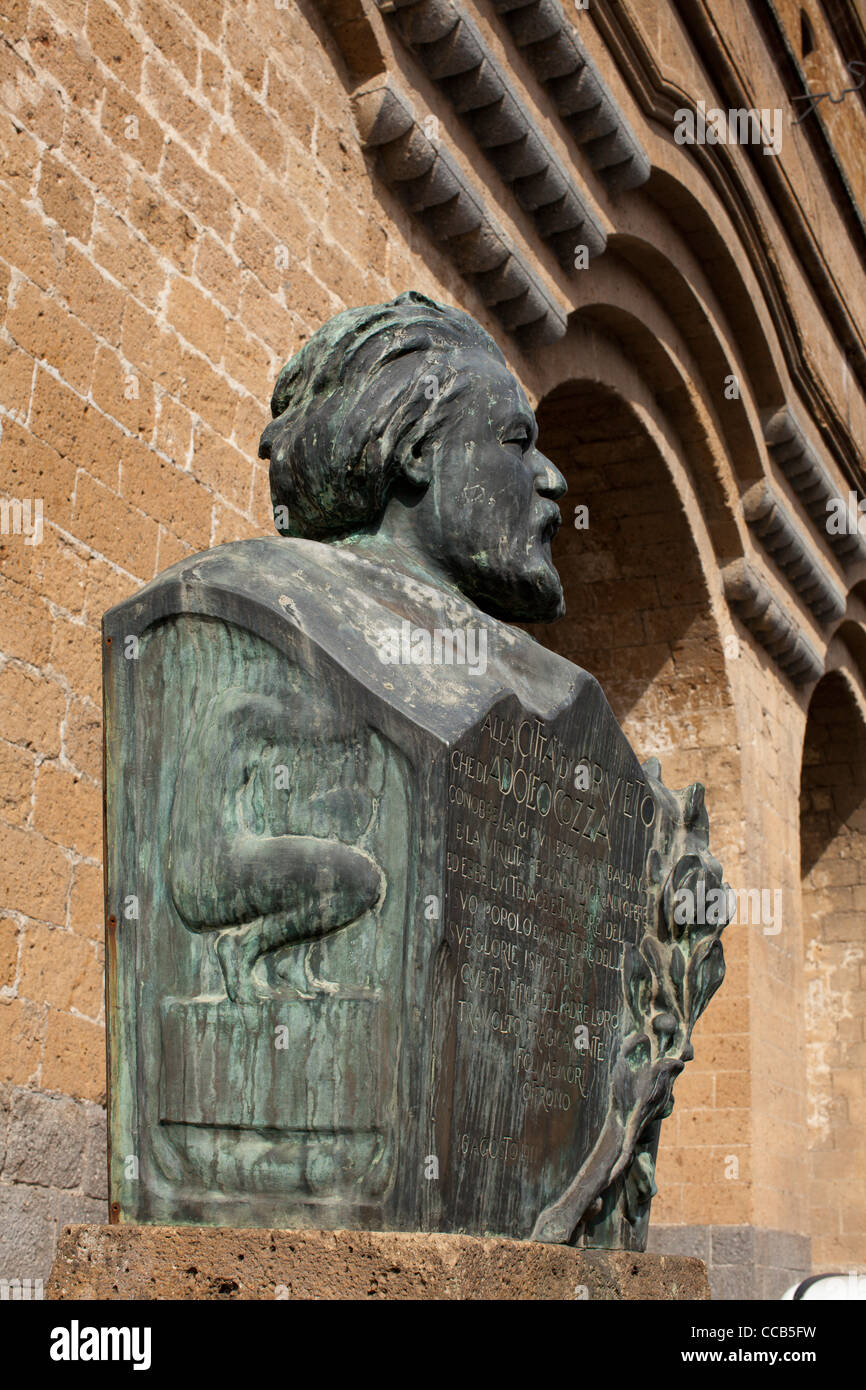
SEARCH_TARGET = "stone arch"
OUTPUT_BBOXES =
[528,372,747,1229]
[603,234,770,487]
[529,375,742,858]
[826,618,866,706]
[561,250,758,562]
[527,303,746,566]
[574,295,753,554]
[641,170,786,414]
[800,669,866,1271]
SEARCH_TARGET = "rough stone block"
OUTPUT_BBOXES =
[711,1224,755,1267]
[0,1181,56,1279]
[765,1229,811,1272]
[54,1193,108,1230]
[4,1089,87,1188]
[81,1105,108,1202]
[710,1262,755,1301]
[647,1223,709,1261]
[47,1226,710,1300]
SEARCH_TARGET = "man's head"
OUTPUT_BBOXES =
[259,291,566,622]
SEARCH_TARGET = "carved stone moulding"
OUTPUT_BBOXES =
[764,408,866,569]
[723,557,824,685]
[488,0,651,193]
[381,0,606,266]
[361,0,653,340]
[354,77,569,341]
[741,480,846,626]
[382,0,649,197]
[103,291,731,1252]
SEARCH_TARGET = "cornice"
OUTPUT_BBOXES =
[764,407,866,568]
[354,75,570,339]
[486,0,650,193]
[589,0,866,496]
[377,0,609,265]
[722,558,824,685]
[741,479,846,625]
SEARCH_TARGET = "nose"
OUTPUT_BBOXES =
[531,448,567,500]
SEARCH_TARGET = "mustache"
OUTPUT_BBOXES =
[537,501,562,546]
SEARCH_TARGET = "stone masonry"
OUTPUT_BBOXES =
[1,0,865,1296]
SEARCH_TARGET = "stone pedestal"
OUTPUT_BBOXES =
[47,1225,709,1300]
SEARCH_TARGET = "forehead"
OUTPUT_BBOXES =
[456,349,533,418]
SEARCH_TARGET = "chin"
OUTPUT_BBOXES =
[523,579,565,624]
[465,557,564,624]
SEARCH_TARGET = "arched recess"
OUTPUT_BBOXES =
[800,669,866,1271]
[605,235,772,485]
[528,373,746,1224]
[529,376,742,857]
[569,290,748,561]
[643,171,786,415]
[318,0,385,81]
[829,618,866,696]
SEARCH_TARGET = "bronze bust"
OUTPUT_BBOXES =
[104,292,728,1247]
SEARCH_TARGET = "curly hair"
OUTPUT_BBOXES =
[258,290,505,541]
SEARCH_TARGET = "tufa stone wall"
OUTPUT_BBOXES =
[0,0,472,1279]
[0,0,864,1296]
[801,673,866,1271]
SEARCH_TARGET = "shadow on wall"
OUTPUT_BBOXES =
[527,376,753,1283]
[527,379,739,825]
[801,672,866,1272]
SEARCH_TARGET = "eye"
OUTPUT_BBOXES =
[503,425,532,451]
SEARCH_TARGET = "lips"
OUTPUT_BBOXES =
[538,504,562,546]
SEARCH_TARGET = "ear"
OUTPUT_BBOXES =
[399,430,438,489]
[258,416,282,461]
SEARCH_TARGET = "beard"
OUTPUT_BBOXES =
[459,536,565,624]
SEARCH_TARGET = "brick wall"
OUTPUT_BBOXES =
[534,380,750,1235]
[0,0,466,1278]
[801,673,866,1270]
[0,0,862,1295]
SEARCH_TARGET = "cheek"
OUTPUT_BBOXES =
[434,450,533,546]
[497,469,537,526]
